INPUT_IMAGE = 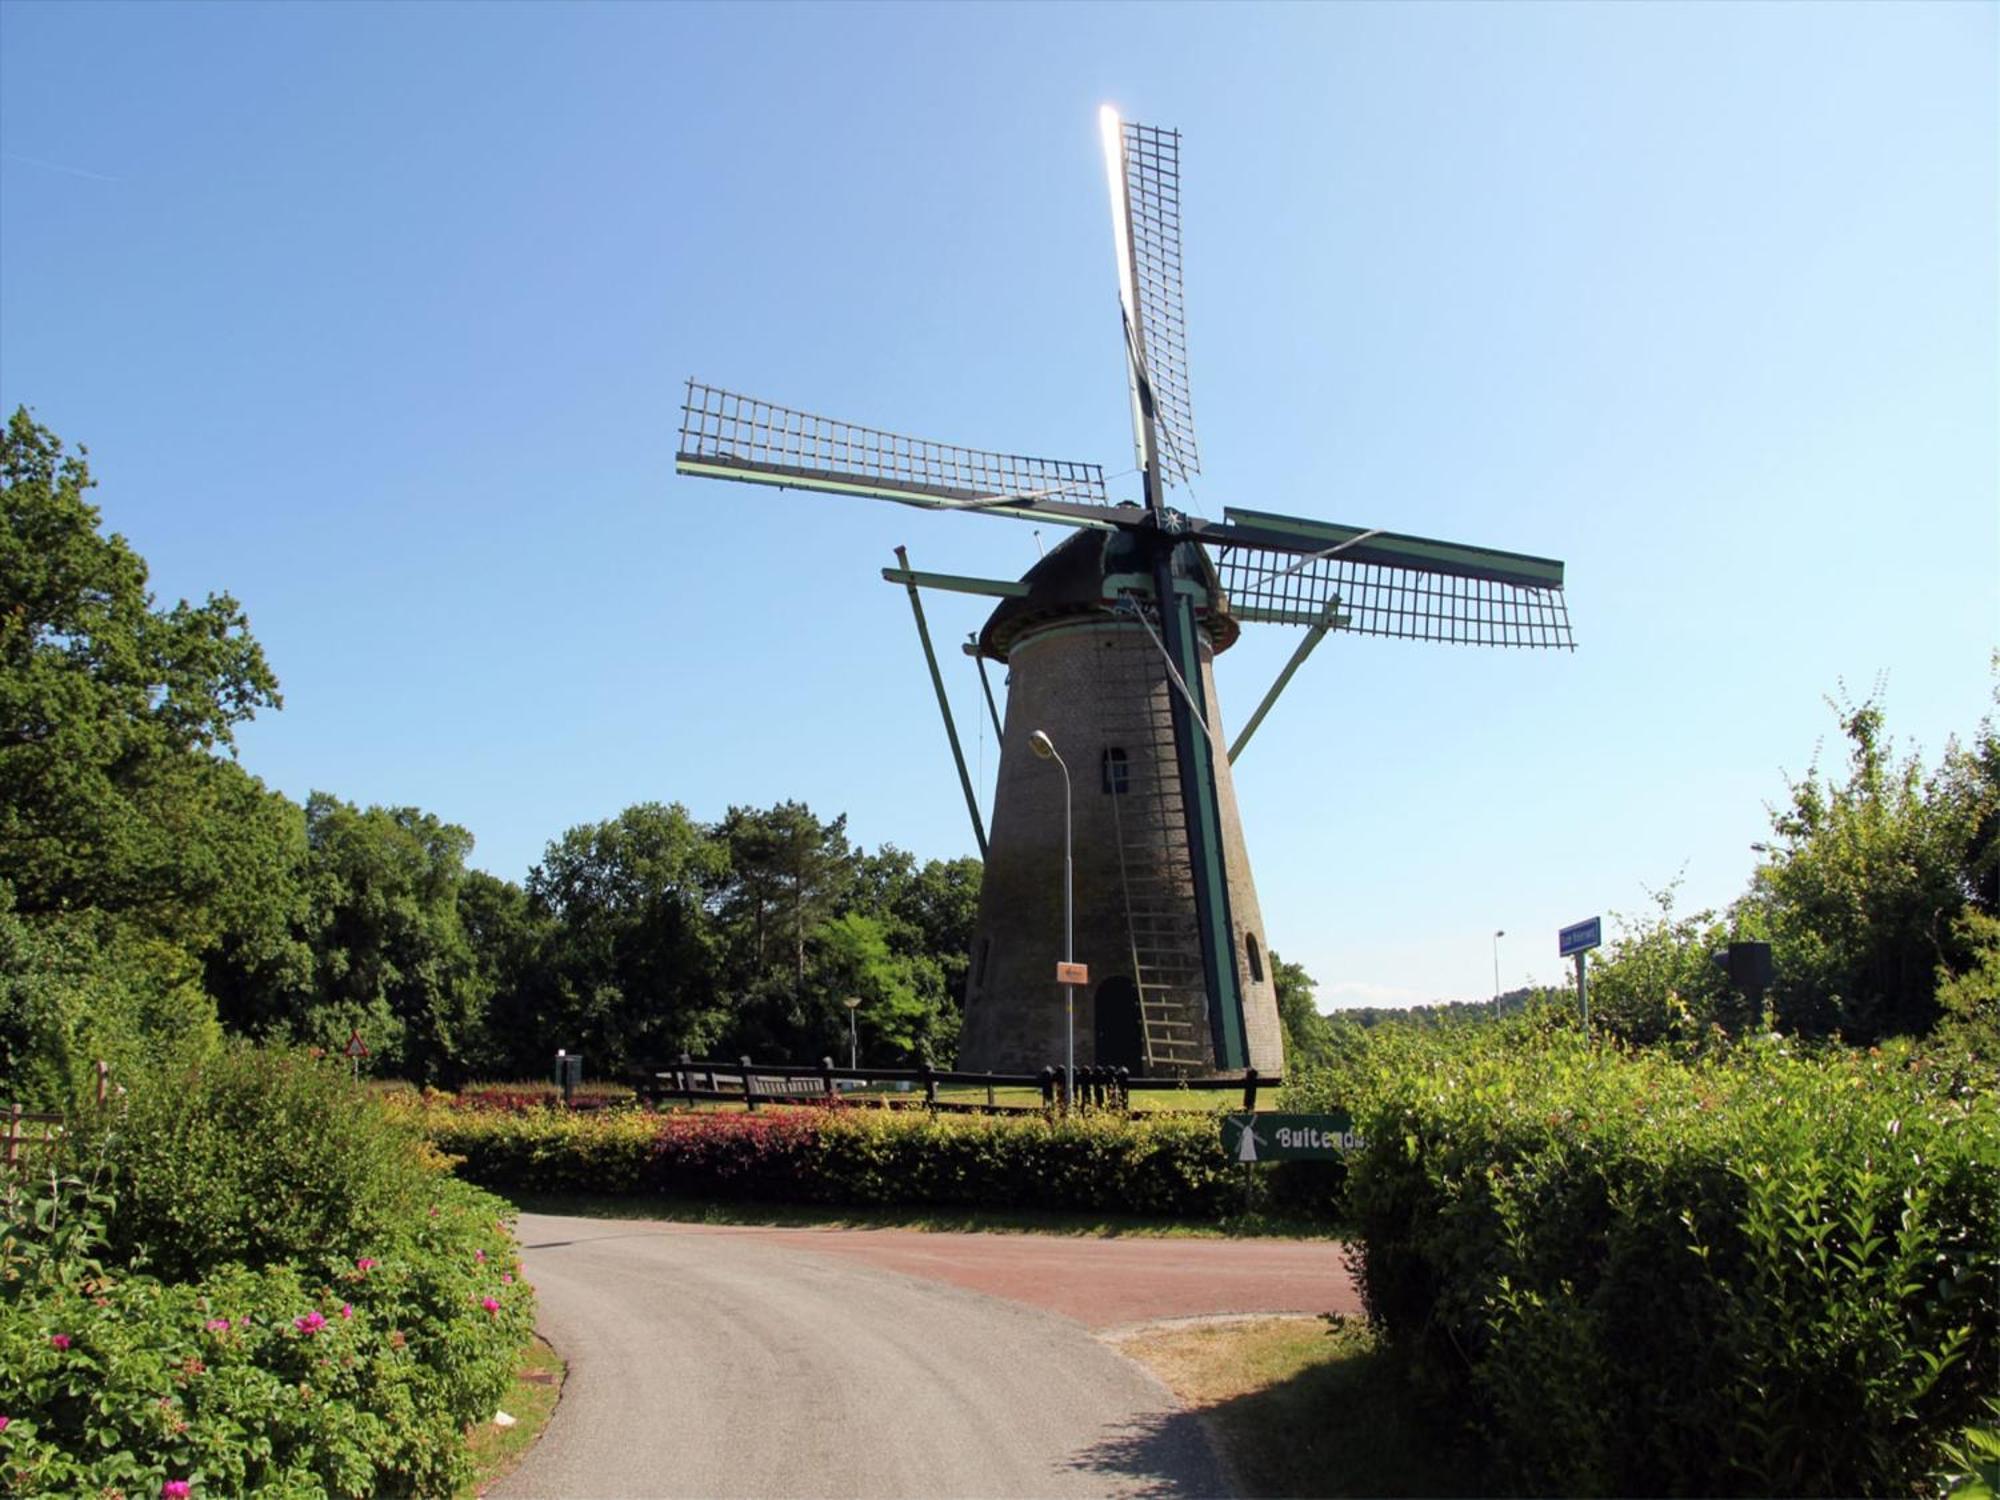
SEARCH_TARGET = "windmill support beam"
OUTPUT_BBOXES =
[880,566,1027,600]
[892,546,987,861]
[1228,602,1346,765]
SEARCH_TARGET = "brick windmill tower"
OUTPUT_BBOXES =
[677,108,1575,1076]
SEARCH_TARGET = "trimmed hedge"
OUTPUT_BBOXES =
[1328,1022,1998,1496]
[1,1048,534,1498]
[418,1101,1252,1220]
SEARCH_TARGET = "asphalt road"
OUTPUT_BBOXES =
[494,1213,1232,1499]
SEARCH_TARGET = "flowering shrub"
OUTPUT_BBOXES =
[450,1080,636,1115]
[1333,1019,1999,1495]
[0,1047,534,1497]
[422,1099,1242,1219]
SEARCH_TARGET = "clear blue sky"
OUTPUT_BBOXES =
[3,1,1993,1010]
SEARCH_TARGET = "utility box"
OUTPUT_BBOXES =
[1711,942,1773,1000]
[553,1050,583,1104]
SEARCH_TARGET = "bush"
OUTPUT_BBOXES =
[0,1047,533,1497]
[1341,1021,1998,1495]
[420,1099,1247,1220]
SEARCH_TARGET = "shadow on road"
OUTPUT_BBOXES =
[1061,1408,1229,1498]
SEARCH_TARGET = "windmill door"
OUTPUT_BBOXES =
[1093,976,1144,1072]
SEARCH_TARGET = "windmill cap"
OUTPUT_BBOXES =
[976,528,1239,661]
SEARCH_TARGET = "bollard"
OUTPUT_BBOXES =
[1039,1067,1056,1109]
[679,1052,694,1107]
[1114,1066,1131,1112]
[920,1062,938,1109]
[821,1056,837,1101]
[740,1055,759,1112]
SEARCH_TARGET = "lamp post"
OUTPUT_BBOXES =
[1492,929,1505,1003]
[843,995,861,1072]
[1029,729,1074,1110]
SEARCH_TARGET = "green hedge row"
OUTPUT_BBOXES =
[418,1101,1286,1220]
[1323,1023,1998,1496]
[1,1048,534,1498]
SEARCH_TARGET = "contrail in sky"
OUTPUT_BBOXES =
[1,151,122,184]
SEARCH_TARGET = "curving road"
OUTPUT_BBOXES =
[492,1213,1354,1498]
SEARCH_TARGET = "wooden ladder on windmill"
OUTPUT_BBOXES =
[1097,627,1211,1075]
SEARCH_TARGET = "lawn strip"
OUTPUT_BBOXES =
[460,1332,565,1498]
[1112,1315,1477,1498]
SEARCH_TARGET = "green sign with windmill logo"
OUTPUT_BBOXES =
[1221,1112,1363,1162]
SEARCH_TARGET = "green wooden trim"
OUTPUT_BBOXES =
[1222,506,1565,587]
[879,568,1028,599]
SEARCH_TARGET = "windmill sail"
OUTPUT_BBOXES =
[1201,506,1575,648]
[676,381,1115,525]
[1101,111,1199,490]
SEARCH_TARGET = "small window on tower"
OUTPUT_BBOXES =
[1101,747,1130,795]
[1246,931,1265,984]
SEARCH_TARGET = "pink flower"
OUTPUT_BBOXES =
[480,1297,500,1315]
[475,1249,487,1263]
[339,1304,353,1321]
[162,1482,192,1499]
[205,1318,230,1334]
[501,1273,514,1285]
[49,1334,71,1352]
[355,1257,377,1273]
[295,1311,327,1335]
[0,1416,9,1432]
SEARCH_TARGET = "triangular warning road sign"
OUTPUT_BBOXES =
[344,1030,369,1059]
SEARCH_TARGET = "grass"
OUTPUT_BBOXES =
[459,1332,564,1498]
[1114,1315,1478,1498]
[500,1189,1344,1240]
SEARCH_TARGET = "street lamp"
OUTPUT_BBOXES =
[1029,729,1075,1110]
[843,996,862,1072]
[1492,929,1505,1003]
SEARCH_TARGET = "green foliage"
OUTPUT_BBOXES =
[1742,688,1997,1041]
[1581,884,1736,1045]
[1334,1018,1998,1495]
[1272,951,1337,1072]
[85,1045,447,1283]
[519,801,729,1074]
[1,408,293,953]
[0,1049,532,1498]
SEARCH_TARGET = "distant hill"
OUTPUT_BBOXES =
[1328,985,1548,1029]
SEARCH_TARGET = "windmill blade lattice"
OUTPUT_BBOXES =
[1217,546,1575,648]
[678,381,1112,517]
[1118,120,1200,488]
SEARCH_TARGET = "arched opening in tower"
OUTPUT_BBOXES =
[1093,975,1143,1072]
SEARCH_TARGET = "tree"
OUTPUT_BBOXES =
[285,794,481,1083]
[1,408,287,946]
[526,802,728,1073]
[715,801,855,1004]
[1272,951,1337,1073]
[1742,690,1996,1040]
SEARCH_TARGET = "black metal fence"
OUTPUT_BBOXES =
[636,1055,1279,1114]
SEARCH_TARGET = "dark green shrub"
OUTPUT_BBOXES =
[84,1045,441,1282]
[1343,1026,1999,1496]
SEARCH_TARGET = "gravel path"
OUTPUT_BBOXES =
[493,1213,1234,1499]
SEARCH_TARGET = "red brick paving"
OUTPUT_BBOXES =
[666,1223,1361,1331]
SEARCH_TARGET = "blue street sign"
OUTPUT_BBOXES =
[1559,916,1602,957]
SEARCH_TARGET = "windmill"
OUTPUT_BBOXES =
[677,108,1574,1077]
